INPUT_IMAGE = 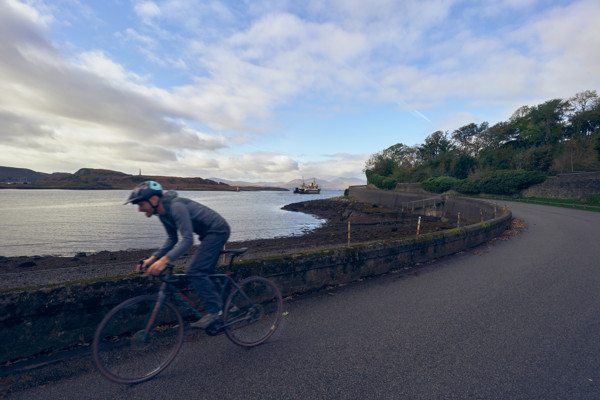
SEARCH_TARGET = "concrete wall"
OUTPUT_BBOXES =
[521,171,600,199]
[347,186,504,225]
[443,196,504,225]
[0,191,511,364]
[347,185,441,209]
[394,183,430,193]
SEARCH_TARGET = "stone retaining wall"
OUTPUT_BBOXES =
[0,191,511,363]
[521,171,600,199]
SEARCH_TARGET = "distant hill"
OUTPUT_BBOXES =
[0,166,53,183]
[211,177,366,191]
[0,167,287,191]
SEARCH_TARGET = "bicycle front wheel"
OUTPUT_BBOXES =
[92,295,184,384]
[224,276,283,347]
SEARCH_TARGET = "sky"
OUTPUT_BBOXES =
[1,0,599,183]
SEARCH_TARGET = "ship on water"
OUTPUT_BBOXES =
[294,178,321,194]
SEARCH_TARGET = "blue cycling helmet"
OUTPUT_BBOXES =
[125,181,163,205]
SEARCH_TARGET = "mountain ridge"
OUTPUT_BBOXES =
[0,166,54,183]
[1,166,365,191]
[0,167,285,191]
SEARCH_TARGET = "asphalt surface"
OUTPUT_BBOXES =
[4,202,600,399]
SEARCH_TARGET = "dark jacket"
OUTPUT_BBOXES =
[153,191,230,261]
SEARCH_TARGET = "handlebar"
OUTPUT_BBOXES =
[137,247,248,282]
[159,264,180,283]
[137,259,180,283]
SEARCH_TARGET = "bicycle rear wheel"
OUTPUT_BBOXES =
[92,295,184,383]
[223,276,283,347]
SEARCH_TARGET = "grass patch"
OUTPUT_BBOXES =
[465,194,600,212]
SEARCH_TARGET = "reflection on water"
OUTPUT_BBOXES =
[0,189,341,257]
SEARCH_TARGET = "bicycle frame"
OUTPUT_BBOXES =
[144,249,253,333]
[158,273,230,314]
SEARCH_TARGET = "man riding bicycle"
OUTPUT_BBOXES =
[125,180,230,329]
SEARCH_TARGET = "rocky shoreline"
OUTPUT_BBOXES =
[0,198,455,289]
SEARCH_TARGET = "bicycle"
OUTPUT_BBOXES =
[92,248,283,384]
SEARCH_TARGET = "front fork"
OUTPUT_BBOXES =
[138,283,169,341]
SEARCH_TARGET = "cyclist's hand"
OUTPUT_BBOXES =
[146,257,170,276]
[137,257,155,273]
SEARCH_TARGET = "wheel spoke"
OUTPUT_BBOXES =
[92,295,184,383]
[223,277,283,347]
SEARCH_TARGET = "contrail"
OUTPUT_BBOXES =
[342,62,431,123]
[409,109,431,123]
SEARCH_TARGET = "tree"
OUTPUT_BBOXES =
[570,90,598,114]
[380,143,420,170]
[418,131,453,161]
[567,90,600,138]
[363,152,395,176]
[450,155,477,179]
[556,138,599,172]
[477,122,520,170]
[517,99,569,146]
[364,142,420,178]
[479,121,518,151]
[451,122,489,157]
[523,146,554,172]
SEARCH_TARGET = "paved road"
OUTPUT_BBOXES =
[6,202,600,399]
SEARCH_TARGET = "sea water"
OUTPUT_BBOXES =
[0,189,341,257]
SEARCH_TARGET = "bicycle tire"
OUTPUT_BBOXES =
[92,295,184,384]
[223,276,283,347]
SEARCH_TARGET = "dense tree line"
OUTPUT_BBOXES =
[364,90,600,194]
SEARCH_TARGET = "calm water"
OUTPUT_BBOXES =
[0,189,341,257]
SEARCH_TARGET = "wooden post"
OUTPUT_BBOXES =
[480,209,483,222]
[347,220,351,248]
[457,212,461,228]
[417,216,421,236]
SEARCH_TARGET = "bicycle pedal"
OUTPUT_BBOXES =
[205,320,223,336]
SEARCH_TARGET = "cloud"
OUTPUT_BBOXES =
[372,0,600,113]
[76,50,147,84]
[223,152,299,175]
[513,0,600,97]
[297,153,369,182]
[134,1,162,25]
[162,151,300,181]
[0,0,229,171]
[169,151,368,182]
[1,0,599,182]
[0,109,54,142]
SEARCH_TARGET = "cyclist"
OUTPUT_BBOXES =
[125,180,230,329]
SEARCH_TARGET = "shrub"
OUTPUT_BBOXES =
[381,177,398,190]
[453,179,480,194]
[477,170,546,195]
[366,170,397,189]
[419,170,546,195]
[421,176,460,193]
